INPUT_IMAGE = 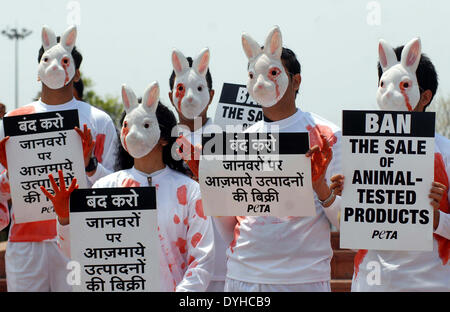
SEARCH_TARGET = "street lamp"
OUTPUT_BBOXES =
[2,27,32,110]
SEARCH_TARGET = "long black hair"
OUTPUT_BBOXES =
[115,102,187,175]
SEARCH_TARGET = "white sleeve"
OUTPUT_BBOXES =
[57,222,71,258]
[434,211,450,240]
[176,192,215,292]
[87,117,119,185]
[213,216,237,245]
[322,195,342,230]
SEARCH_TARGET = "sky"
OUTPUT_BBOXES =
[1,0,449,127]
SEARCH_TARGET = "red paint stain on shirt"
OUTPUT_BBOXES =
[195,200,206,220]
[306,124,338,149]
[173,214,180,224]
[8,106,35,117]
[191,232,202,248]
[175,237,187,254]
[177,185,187,205]
[121,179,140,188]
[434,153,449,265]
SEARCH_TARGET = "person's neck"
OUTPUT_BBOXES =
[178,115,209,132]
[262,99,297,122]
[133,146,166,175]
[40,84,75,105]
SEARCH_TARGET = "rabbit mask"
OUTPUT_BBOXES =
[121,82,161,159]
[377,38,422,112]
[242,26,289,108]
[171,48,211,119]
[38,25,77,90]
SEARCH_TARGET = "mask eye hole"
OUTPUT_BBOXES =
[123,121,128,128]
[43,57,49,62]
[61,57,70,66]
[268,67,281,79]
[198,86,203,92]
[249,72,254,79]
[380,81,384,87]
[400,80,412,90]
[144,123,150,129]
[178,85,184,92]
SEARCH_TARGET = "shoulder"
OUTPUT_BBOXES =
[244,120,264,133]
[93,170,131,188]
[166,168,201,200]
[305,111,341,134]
[435,133,450,160]
[6,102,39,117]
[76,100,115,127]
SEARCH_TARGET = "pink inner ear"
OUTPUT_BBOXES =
[65,31,76,47]
[243,38,254,59]
[147,88,158,108]
[172,53,183,73]
[122,89,130,109]
[270,31,281,55]
[379,43,388,68]
[198,52,209,75]
[43,31,50,48]
[406,41,420,67]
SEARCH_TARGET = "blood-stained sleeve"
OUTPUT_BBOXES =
[0,168,11,202]
[0,201,9,231]
[87,116,119,185]
[322,130,343,229]
[176,185,215,292]
[435,211,450,240]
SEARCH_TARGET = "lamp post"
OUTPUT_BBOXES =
[1,27,32,110]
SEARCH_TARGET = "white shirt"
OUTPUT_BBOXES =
[59,166,215,292]
[352,133,450,291]
[216,109,342,284]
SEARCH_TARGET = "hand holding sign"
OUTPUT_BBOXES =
[40,170,78,224]
[330,174,345,196]
[0,136,10,170]
[74,124,95,167]
[306,134,333,182]
[176,135,201,180]
[430,181,447,230]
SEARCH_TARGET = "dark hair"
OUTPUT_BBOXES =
[115,103,187,175]
[377,46,438,110]
[38,36,83,70]
[74,78,84,101]
[169,57,213,91]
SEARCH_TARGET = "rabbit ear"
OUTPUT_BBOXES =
[193,48,210,77]
[121,85,138,113]
[60,25,77,52]
[172,49,189,76]
[263,26,282,59]
[42,26,57,51]
[142,81,160,114]
[378,39,398,72]
[242,33,261,60]
[401,38,421,73]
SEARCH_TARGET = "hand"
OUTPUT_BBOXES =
[0,137,10,170]
[176,135,202,180]
[75,124,95,168]
[40,170,78,225]
[429,181,447,231]
[330,174,345,196]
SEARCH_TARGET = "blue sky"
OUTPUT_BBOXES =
[1,0,449,127]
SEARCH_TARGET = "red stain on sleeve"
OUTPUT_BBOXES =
[353,250,368,278]
[0,178,10,194]
[229,216,245,253]
[191,232,202,248]
[173,214,180,224]
[8,106,35,117]
[188,255,196,265]
[195,200,207,220]
[175,237,187,254]
[94,134,106,163]
[186,272,192,277]
[183,217,189,225]
[434,153,449,265]
[177,185,187,205]
[121,179,140,188]
[181,262,186,270]
[306,124,338,149]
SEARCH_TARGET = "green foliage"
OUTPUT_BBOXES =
[82,76,123,127]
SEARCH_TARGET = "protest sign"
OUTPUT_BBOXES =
[69,187,161,292]
[199,132,315,217]
[340,110,435,251]
[3,109,87,223]
[213,83,263,131]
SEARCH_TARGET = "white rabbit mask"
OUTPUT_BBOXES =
[171,48,211,119]
[242,26,289,108]
[38,25,77,90]
[377,38,422,112]
[121,82,161,159]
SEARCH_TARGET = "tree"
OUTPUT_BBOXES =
[81,76,123,127]
[430,95,450,139]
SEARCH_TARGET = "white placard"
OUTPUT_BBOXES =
[70,187,161,292]
[340,110,435,251]
[199,132,315,217]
